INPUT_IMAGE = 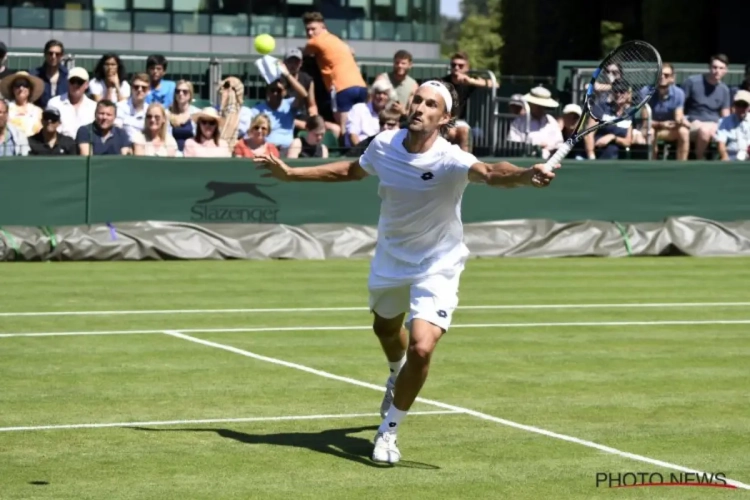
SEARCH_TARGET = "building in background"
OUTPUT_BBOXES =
[0,0,441,59]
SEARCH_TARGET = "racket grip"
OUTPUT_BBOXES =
[542,142,572,172]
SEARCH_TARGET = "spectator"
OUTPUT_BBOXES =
[715,90,750,161]
[441,51,493,151]
[47,67,97,140]
[640,63,688,160]
[508,94,526,116]
[132,103,178,157]
[116,73,150,142]
[145,54,176,108]
[0,71,44,137]
[0,42,14,88]
[249,79,299,153]
[507,86,563,160]
[375,50,419,119]
[553,104,586,159]
[168,79,200,153]
[281,48,323,133]
[218,76,253,149]
[302,11,368,136]
[76,99,133,156]
[183,107,231,157]
[287,115,329,159]
[683,54,731,159]
[0,99,29,156]
[345,107,401,157]
[88,53,130,103]
[28,107,76,155]
[584,78,633,160]
[730,62,750,101]
[31,39,68,108]
[233,114,281,158]
[345,79,395,147]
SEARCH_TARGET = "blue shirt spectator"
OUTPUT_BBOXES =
[683,74,730,123]
[640,83,685,122]
[76,100,133,156]
[250,81,297,149]
[715,90,750,161]
[145,54,175,108]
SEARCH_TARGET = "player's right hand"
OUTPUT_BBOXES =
[253,155,292,181]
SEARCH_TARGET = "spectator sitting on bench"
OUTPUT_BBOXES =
[344,107,401,157]
[682,54,731,159]
[344,79,395,148]
[507,86,563,160]
[233,114,281,158]
[715,90,750,161]
[640,62,688,160]
[286,115,329,158]
[584,78,633,160]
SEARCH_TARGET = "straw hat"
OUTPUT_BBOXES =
[523,86,559,108]
[0,71,45,103]
[191,107,225,126]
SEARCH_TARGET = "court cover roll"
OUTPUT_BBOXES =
[1,217,749,261]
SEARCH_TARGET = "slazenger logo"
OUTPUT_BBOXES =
[191,181,280,223]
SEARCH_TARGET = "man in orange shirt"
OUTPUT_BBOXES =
[303,12,368,137]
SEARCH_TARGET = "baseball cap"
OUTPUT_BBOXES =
[42,106,61,121]
[68,67,90,81]
[733,90,750,104]
[509,94,524,106]
[563,103,582,115]
[285,48,303,60]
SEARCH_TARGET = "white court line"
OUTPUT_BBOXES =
[0,410,458,433]
[162,329,750,490]
[1,301,750,317]
[3,319,750,338]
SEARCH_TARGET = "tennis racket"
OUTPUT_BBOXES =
[543,40,662,171]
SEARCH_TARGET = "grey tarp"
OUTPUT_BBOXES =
[1,217,750,261]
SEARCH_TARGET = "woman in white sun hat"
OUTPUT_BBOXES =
[0,71,45,137]
[507,85,563,160]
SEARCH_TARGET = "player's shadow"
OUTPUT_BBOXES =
[131,425,439,470]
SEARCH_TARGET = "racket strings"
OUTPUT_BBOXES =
[590,42,661,120]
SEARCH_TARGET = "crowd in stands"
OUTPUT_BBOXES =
[0,19,747,162]
[504,54,750,161]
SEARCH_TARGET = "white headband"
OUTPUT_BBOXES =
[419,81,453,112]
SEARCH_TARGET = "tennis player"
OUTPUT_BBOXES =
[253,79,556,464]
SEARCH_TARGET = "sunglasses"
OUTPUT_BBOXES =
[176,88,190,95]
[451,62,465,69]
[146,114,162,120]
[199,120,216,126]
[132,84,149,91]
[252,125,268,131]
[46,51,62,57]
[13,81,30,89]
[268,87,283,94]
[69,78,86,86]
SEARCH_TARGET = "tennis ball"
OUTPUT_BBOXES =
[254,34,276,55]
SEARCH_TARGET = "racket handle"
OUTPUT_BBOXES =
[542,142,573,172]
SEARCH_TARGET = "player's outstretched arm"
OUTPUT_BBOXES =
[467,161,556,188]
[253,155,369,182]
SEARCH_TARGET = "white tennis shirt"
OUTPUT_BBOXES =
[359,129,479,277]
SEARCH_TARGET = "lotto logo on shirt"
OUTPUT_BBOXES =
[190,180,279,223]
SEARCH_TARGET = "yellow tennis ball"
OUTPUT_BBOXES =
[254,34,275,55]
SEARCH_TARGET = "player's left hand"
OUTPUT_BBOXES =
[528,164,556,188]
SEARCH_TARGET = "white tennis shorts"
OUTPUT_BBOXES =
[368,269,463,332]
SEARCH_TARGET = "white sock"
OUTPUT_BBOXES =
[378,405,408,434]
[388,355,406,379]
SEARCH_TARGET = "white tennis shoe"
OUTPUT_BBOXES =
[372,431,401,464]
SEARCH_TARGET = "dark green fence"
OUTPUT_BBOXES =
[1,158,749,227]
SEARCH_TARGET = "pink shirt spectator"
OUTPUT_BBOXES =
[183,138,231,157]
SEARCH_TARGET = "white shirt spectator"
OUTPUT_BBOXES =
[346,102,382,147]
[115,99,148,142]
[507,114,563,159]
[715,113,750,160]
[88,78,131,102]
[358,128,477,273]
[47,93,97,139]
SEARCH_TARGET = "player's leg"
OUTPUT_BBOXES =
[372,271,460,464]
[369,280,410,419]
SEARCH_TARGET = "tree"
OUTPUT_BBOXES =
[455,0,503,75]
